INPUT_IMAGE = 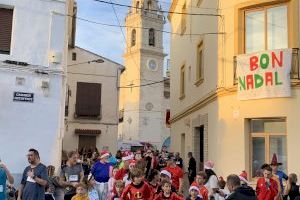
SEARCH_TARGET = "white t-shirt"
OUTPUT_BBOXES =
[205,175,219,200]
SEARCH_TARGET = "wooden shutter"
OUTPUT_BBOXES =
[0,8,13,54]
[76,82,101,118]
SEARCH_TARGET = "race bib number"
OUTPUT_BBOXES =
[176,162,180,165]
[69,175,79,182]
[0,185,3,193]
[26,176,36,183]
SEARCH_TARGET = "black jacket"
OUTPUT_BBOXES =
[226,185,257,200]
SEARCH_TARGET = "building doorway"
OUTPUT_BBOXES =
[194,126,204,171]
[78,135,96,151]
[250,118,287,178]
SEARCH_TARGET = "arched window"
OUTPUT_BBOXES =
[131,29,136,47]
[149,28,155,46]
[136,1,139,12]
[147,0,152,10]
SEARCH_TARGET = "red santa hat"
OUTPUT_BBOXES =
[100,150,110,159]
[122,151,134,161]
[239,170,249,185]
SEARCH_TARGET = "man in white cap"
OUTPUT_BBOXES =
[91,150,112,200]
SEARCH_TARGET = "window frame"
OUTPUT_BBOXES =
[0,7,14,55]
[249,118,287,179]
[244,3,289,53]
[131,29,136,47]
[195,41,204,86]
[149,28,155,46]
[180,65,185,100]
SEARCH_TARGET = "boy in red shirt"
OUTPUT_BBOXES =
[154,180,184,200]
[164,155,184,193]
[256,165,278,200]
[121,168,152,200]
[191,171,209,200]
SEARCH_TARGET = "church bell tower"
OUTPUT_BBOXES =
[118,0,166,148]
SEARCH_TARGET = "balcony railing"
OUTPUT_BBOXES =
[234,48,300,85]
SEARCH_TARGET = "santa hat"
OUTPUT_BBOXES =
[122,151,134,161]
[100,150,110,159]
[189,186,200,193]
[204,160,214,170]
[239,170,249,185]
[160,170,172,179]
[270,153,282,166]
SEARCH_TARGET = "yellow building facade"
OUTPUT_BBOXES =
[169,0,300,180]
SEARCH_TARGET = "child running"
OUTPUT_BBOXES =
[154,180,184,200]
[191,171,208,200]
[120,168,152,200]
[84,174,99,200]
[186,186,203,200]
[71,183,89,200]
[112,180,125,200]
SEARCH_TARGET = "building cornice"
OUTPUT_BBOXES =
[123,49,167,58]
[169,89,218,124]
[170,83,300,124]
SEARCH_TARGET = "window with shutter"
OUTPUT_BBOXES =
[75,82,102,119]
[0,8,13,54]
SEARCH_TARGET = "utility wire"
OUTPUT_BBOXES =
[119,79,169,88]
[71,15,225,36]
[108,0,141,74]
[93,0,222,16]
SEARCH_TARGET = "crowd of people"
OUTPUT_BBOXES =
[0,148,300,200]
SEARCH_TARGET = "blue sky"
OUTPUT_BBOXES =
[75,0,171,65]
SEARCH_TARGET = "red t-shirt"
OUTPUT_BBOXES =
[191,181,209,200]
[121,181,152,200]
[256,177,278,200]
[164,166,184,190]
[115,168,128,180]
[153,192,184,200]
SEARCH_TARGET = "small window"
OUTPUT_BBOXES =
[181,4,187,35]
[147,0,152,10]
[180,65,185,99]
[131,29,136,47]
[0,8,13,54]
[149,28,155,46]
[196,41,204,85]
[72,52,77,61]
[136,1,140,12]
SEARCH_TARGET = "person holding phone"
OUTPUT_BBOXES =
[18,148,48,200]
[0,159,14,200]
[256,164,278,200]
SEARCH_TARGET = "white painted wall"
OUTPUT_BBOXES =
[0,0,68,183]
